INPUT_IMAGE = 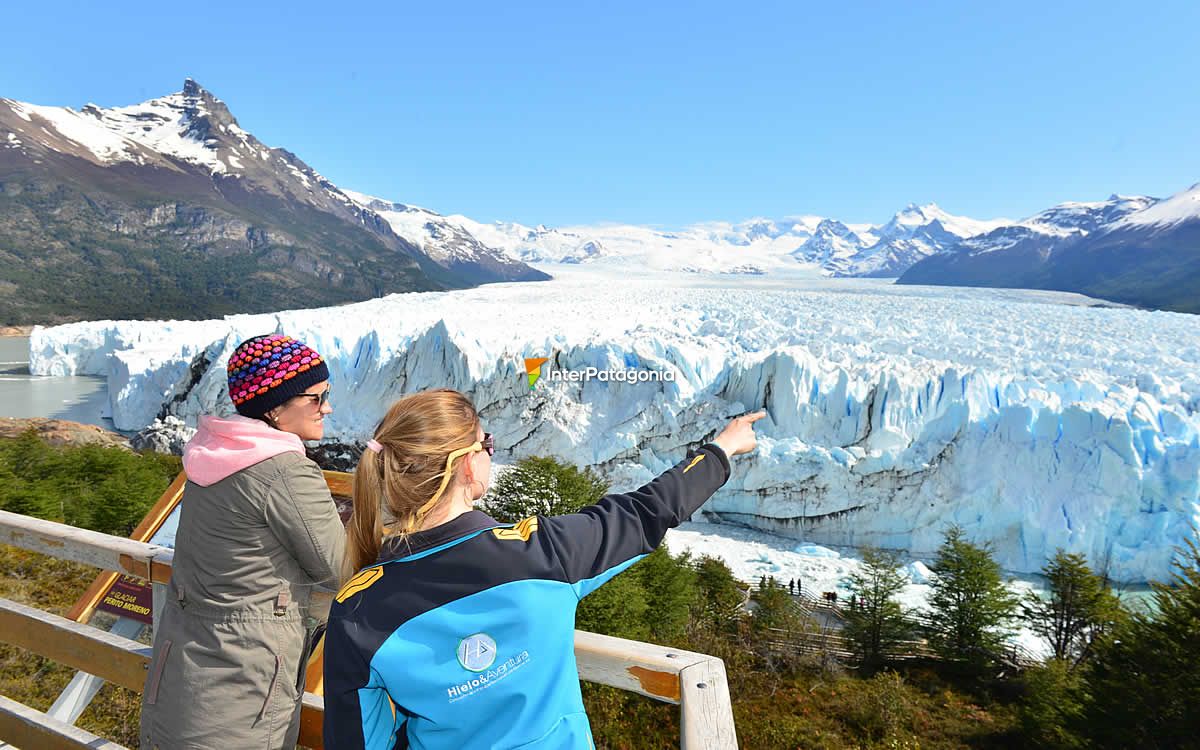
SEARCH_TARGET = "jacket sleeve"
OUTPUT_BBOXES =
[542,443,730,599]
[263,456,346,592]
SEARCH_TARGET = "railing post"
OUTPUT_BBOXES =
[678,657,738,749]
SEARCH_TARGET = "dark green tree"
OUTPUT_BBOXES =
[843,547,913,669]
[1021,549,1123,665]
[925,525,1018,668]
[636,545,697,643]
[691,554,746,637]
[750,577,806,636]
[576,570,650,640]
[0,431,180,535]
[749,578,811,671]
[484,456,607,521]
[1081,538,1200,749]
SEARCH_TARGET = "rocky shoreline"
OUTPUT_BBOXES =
[0,326,34,337]
[0,415,361,474]
[0,417,130,449]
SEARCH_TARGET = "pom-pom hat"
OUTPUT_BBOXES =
[227,334,329,419]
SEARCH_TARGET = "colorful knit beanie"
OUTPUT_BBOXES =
[226,334,330,419]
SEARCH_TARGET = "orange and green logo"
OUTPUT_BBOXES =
[524,357,549,390]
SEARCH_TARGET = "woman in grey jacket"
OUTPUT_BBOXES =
[140,334,346,750]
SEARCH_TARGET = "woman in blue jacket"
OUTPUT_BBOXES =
[323,388,761,749]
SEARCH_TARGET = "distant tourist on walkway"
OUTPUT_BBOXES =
[323,390,762,749]
[140,334,345,750]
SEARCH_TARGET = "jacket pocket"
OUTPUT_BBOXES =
[143,639,172,705]
[510,712,594,749]
[258,654,283,721]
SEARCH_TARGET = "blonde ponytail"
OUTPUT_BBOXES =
[342,389,480,582]
[344,444,385,581]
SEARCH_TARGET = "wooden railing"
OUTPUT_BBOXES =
[0,510,738,749]
[745,580,845,618]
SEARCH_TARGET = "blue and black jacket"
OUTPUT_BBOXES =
[322,442,731,749]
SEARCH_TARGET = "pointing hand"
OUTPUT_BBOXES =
[712,411,766,457]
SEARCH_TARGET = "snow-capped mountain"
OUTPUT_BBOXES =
[447,202,1005,279]
[445,214,830,274]
[841,203,1010,277]
[1039,184,1200,312]
[898,190,1200,314]
[341,191,549,284]
[1107,182,1200,232]
[901,195,1156,284]
[0,80,544,325]
[790,219,876,275]
[2,79,380,222]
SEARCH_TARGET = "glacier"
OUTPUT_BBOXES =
[29,268,1200,583]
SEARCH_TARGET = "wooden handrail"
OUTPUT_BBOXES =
[0,695,128,750]
[0,512,739,749]
[0,509,174,583]
[0,598,151,692]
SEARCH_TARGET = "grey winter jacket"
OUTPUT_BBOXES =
[139,448,344,750]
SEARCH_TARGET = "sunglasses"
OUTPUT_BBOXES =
[296,387,332,409]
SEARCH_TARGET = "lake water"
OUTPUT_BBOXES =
[0,336,114,429]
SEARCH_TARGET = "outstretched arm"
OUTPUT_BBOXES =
[543,412,764,598]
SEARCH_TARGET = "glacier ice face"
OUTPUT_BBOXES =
[29,270,1200,583]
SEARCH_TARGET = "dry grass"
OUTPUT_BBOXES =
[0,545,143,746]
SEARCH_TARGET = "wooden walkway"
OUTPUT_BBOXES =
[743,581,1040,669]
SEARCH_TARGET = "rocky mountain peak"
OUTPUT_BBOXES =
[178,78,240,141]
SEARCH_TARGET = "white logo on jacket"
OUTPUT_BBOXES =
[457,633,498,672]
[446,647,532,702]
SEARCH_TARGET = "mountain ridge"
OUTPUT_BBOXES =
[0,80,545,325]
[898,190,1200,313]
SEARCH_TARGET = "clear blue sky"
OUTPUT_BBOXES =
[4,0,1198,228]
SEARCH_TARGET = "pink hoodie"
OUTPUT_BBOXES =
[182,414,307,487]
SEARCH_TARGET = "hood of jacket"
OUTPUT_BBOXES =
[182,414,307,487]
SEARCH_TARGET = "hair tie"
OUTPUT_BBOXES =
[366,439,384,454]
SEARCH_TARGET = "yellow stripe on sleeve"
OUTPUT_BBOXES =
[682,454,706,474]
[334,566,384,603]
[492,516,539,541]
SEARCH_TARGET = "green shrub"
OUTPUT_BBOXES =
[1017,659,1087,750]
[837,671,916,742]
[0,431,180,535]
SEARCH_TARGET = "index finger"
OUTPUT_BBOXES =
[740,410,767,423]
